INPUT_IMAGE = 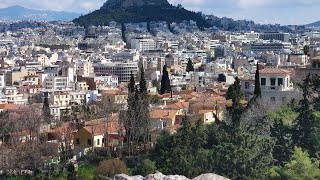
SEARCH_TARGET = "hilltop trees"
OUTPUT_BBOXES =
[160,65,171,95]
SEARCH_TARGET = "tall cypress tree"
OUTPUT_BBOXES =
[42,94,51,123]
[128,72,135,93]
[254,62,261,98]
[139,64,147,94]
[160,65,171,95]
[186,58,194,72]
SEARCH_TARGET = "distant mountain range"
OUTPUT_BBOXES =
[306,21,320,28]
[0,5,80,21]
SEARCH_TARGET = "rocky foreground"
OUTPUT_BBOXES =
[112,172,230,180]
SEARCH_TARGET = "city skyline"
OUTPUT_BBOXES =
[0,0,319,25]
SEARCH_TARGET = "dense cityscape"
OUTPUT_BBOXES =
[0,0,320,179]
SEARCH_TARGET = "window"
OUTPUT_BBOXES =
[270,78,276,86]
[162,121,167,128]
[102,138,105,143]
[76,138,80,145]
[97,139,100,145]
[271,97,276,102]
[245,82,250,89]
[278,78,283,86]
[261,78,266,86]
[87,139,92,145]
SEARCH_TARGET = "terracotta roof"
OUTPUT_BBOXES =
[150,109,179,119]
[260,68,291,75]
[83,125,106,136]
[166,102,189,110]
[102,90,127,95]
[0,104,22,110]
[311,56,320,61]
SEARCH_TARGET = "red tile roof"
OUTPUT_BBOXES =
[260,68,291,75]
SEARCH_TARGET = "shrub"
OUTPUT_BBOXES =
[134,159,157,176]
[95,159,128,178]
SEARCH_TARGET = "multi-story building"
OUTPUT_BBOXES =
[76,60,94,77]
[259,32,290,42]
[3,86,27,104]
[5,66,33,86]
[94,62,138,83]
[131,38,157,52]
[241,68,295,103]
[44,76,68,90]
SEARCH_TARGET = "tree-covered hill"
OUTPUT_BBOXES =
[73,2,208,28]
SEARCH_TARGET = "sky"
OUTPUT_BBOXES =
[0,0,319,25]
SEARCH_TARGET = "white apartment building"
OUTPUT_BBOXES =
[44,76,68,90]
[131,38,157,52]
[0,72,5,90]
[94,62,138,83]
[241,68,296,103]
[4,86,27,104]
[94,73,119,88]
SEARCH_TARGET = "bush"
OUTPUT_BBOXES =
[95,159,128,178]
[134,159,157,176]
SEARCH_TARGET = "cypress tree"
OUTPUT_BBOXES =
[160,65,171,95]
[186,58,194,72]
[254,62,261,98]
[128,72,135,93]
[139,64,147,94]
[42,94,51,123]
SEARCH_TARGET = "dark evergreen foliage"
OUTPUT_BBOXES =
[160,65,171,95]
[186,58,194,72]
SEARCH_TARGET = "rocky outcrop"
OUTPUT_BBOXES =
[193,173,230,180]
[112,172,230,180]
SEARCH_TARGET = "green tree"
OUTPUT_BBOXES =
[186,58,194,72]
[42,94,51,123]
[134,159,157,176]
[270,147,320,180]
[271,118,293,166]
[139,64,147,94]
[160,65,171,95]
[303,45,310,56]
[211,77,274,179]
[293,74,318,157]
[151,80,160,93]
[67,163,77,180]
[217,74,226,82]
[253,62,261,98]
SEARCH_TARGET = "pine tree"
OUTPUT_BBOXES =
[160,65,171,95]
[186,58,194,72]
[139,64,147,94]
